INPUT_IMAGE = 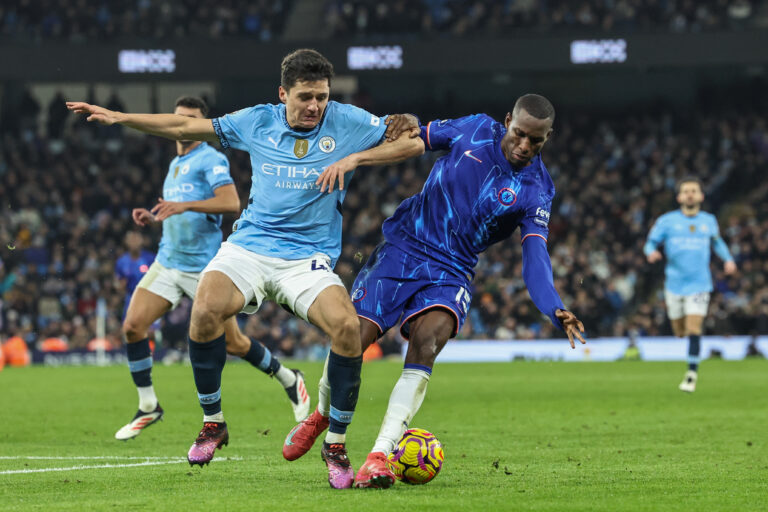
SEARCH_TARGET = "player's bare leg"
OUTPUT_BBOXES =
[300,285,362,489]
[224,318,309,421]
[355,310,453,489]
[186,271,244,466]
[679,314,704,392]
[115,288,172,440]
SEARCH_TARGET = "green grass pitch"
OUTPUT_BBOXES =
[1,359,766,511]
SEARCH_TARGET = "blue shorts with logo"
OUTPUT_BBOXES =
[351,242,472,340]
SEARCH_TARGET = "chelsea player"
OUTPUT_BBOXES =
[68,50,422,487]
[284,94,587,488]
[114,230,155,321]
[644,177,736,392]
[111,96,310,442]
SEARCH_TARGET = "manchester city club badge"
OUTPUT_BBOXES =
[318,136,336,153]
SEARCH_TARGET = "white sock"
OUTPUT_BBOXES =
[317,354,331,417]
[325,431,345,444]
[203,412,225,423]
[137,385,158,413]
[275,366,296,388]
[371,368,431,455]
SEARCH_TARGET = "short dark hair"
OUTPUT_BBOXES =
[175,96,208,117]
[513,94,555,122]
[281,49,334,90]
[676,176,703,194]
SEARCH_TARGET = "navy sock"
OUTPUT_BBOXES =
[242,338,281,376]
[688,334,701,371]
[189,334,227,416]
[126,337,152,387]
[327,350,362,435]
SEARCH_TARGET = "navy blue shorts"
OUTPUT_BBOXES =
[351,242,472,340]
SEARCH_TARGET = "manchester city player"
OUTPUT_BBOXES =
[112,96,310,442]
[284,94,587,488]
[644,177,736,392]
[68,50,422,487]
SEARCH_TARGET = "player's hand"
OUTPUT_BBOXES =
[646,250,663,264]
[384,114,420,142]
[151,198,188,221]
[555,309,586,349]
[724,260,737,275]
[66,101,122,125]
[316,155,357,193]
[132,208,155,226]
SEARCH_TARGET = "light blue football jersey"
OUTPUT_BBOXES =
[212,101,386,265]
[644,210,733,295]
[157,142,234,272]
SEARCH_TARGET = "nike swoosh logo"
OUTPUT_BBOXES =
[285,426,299,446]
[464,150,483,163]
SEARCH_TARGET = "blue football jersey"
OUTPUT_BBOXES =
[115,249,155,316]
[644,210,733,295]
[382,114,554,279]
[157,142,234,272]
[115,250,156,295]
[212,101,386,265]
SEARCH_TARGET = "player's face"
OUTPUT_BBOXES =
[125,232,143,252]
[501,109,553,168]
[677,182,704,208]
[174,105,204,144]
[279,79,330,130]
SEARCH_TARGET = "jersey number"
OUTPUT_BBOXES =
[455,287,471,314]
[311,260,328,271]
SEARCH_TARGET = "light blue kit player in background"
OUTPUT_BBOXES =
[106,97,310,442]
[68,49,423,486]
[644,177,736,392]
[283,94,588,490]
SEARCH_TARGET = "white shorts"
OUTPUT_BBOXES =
[202,241,345,321]
[137,261,200,308]
[664,290,710,320]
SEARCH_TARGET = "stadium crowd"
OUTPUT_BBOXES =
[1,94,767,358]
[0,0,758,43]
[0,0,294,42]
[323,0,758,38]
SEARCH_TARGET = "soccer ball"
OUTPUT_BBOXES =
[387,428,444,484]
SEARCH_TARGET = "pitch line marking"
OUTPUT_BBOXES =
[0,456,243,475]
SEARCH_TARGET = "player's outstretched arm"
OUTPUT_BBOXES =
[150,184,240,221]
[66,102,219,143]
[521,234,586,348]
[316,129,424,193]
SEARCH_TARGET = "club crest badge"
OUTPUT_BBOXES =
[318,136,336,153]
[294,139,309,159]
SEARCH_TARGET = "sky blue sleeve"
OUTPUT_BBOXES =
[644,217,666,255]
[419,118,464,151]
[341,104,387,153]
[710,217,734,262]
[204,152,234,191]
[522,235,565,330]
[211,107,259,151]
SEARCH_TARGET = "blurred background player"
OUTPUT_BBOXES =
[283,94,586,488]
[644,177,737,392]
[68,50,422,486]
[114,231,155,323]
[113,96,309,441]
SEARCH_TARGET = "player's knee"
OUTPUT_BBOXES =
[409,333,441,366]
[329,314,361,353]
[190,306,224,340]
[122,318,146,342]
